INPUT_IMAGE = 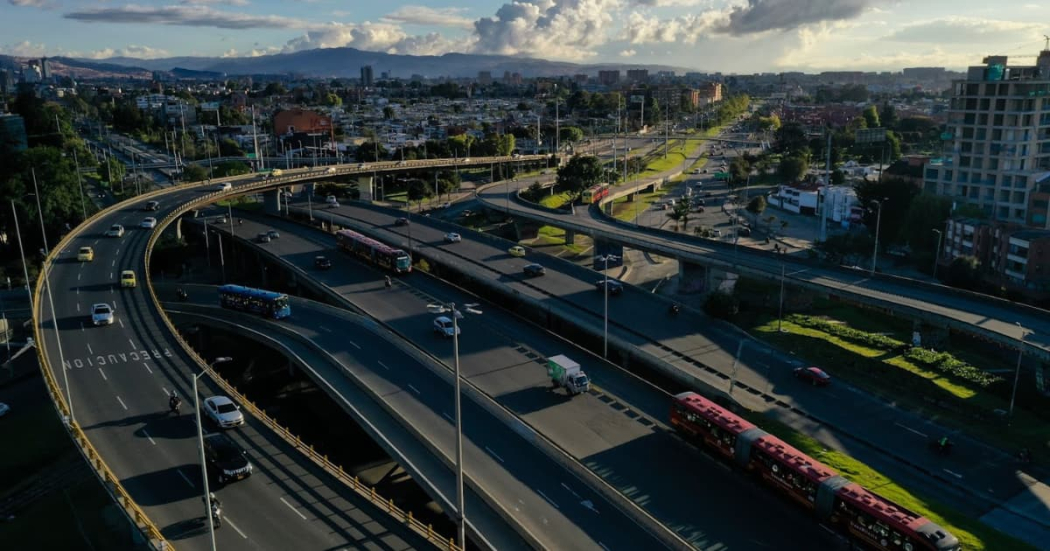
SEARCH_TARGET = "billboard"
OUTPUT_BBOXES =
[855,128,886,143]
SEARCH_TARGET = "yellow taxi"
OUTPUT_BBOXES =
[77,246,94,262]
[120,270,137,288]
[508,245,526,257]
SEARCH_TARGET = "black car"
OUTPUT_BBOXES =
[596,279,623,295]
[203,432,253,485]
[314,255,332,270]
[143,200,160,211]
[394,217,409,226]
[523,263,546,277]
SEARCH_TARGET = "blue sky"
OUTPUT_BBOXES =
[2,0,1048,72]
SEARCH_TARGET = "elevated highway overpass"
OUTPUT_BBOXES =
[474,178,1050,367]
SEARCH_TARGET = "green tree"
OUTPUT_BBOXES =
[900,193,952,254]
[704,291,739,320]
[181,164,209,182]
[103,156,125,184]
[775,122,808,155]
[862,105,880,129]
[218,138,244,157]
[879,103,898,129]
[212,161,250,178]
[356,141,387,162]
[555,155,605,202]
[778,155,809,182]
[406,179,433,210]
[854,177,919,243]
[323,92,342,107]
[667,199,692,231]
[729,157,751,187]
[383,106,395,120]
[558,126,584,144]
[0,147,85,249]
[746,195,767,224]
[263,83,287,96]
[831,169,846,186]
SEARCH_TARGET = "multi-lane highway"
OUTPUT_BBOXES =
[295,199,1045,533]
[203,213,838,549]
[34,185,440,550]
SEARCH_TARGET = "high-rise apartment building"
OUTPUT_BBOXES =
[924,49,1050,226]
[626,69,649,83]
[0,113,29,155]
[360,65,374,87]
[598,70,620,86]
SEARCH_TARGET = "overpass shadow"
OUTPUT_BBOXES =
[120,463,203,507]
[496,383,575,415]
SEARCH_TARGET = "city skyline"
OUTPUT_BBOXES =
[2,1,1049,72]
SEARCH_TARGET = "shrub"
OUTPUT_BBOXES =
[788,315,904,350]
[904,348,1002,388]
[704,291,739,320]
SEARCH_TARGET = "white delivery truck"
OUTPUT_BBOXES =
[546,355,590,396]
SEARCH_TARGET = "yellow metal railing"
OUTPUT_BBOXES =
[143,183,462,550]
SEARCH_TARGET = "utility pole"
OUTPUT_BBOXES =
[820,128,831,242]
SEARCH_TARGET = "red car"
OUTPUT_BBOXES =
[793,366,831,386]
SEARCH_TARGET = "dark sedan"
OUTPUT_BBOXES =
[595,279,623,295]
[523,263,546,277]
[314,255,332,270]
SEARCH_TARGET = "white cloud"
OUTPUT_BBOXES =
[384,6,474,30]
[622,10,726,44]
[8,0,49,7]
[619,48,636,56]
[83,45,171,59]
[0,40,50,57]
[181,0,250,6]
[281,22,465,56]
[471,0,621,60]
[884,17,1044,44]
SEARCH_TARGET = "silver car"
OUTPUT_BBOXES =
[91,303,115,326]
[203,396,245,428]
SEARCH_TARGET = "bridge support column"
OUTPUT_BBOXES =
[564,229,575,246]
[358,176,375,202]
[678,258,710,294]
[262,189,282,215]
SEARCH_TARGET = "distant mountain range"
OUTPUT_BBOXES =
[2,47,693,80]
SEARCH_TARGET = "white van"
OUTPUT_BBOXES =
[215,182,232,192]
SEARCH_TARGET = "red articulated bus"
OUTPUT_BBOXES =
[581,183,610,204]
[335,229,412,273]
[670,392,960,551]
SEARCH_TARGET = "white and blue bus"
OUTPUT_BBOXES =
[218,284,292,320]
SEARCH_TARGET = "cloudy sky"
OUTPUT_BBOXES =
[2,0,1048,72]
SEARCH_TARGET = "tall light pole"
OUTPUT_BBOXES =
[554,84,559,157]
[1010,323,1026,416]
[597,254,620,358]
[10,200,32,303]
[426,301,482,550]
[870,198,887,275]
[931,229,943,280]
[195,356,232,551]
[777,263,786,332]
[72,149,87,220]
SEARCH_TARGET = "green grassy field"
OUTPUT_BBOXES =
[539,191,573,209]
[609,188,670,222]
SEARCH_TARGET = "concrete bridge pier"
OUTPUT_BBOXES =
[678,259,710,295]
[358,176,375,202]
[262,189,282,214]
[592,240,624,270]
[565,229,576,246]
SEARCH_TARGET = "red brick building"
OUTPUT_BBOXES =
[273,108,331,136]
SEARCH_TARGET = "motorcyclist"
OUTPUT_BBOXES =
[176,287,188,301]
[384,275,392,289]
[937,436,952,452]
[169,391,182,414]
[670,303,681,315]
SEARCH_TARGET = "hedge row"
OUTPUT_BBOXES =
[788,314,1002,388]
[788,315,906,350]
[904,348,1003,388]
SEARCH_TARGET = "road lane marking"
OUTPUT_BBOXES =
[80,322,84,332]
[143,363,152,374]
[560,483,579,499]
[118,319,125,328]
[280,497,308,520]
[77,273,81,281]
[111,261,115,267]
[224,517,248,539]
[77,303,81,312]
[537,490,559,509]
[442,412,454,422]
[599,543,611,551]
[115,396,127,410]
[944,469,963,479]
[86,343,92,354]
[319,325,330,332]
[177,470,195,488]
[98,368,107,380]
[378,361,390,370]
[142,429,156,445]
[348,340,361,350]
[894,422,927,438]
[128,339,137,350]
[485,447,505,464]
[408,384,420,395]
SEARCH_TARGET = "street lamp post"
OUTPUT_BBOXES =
[426,301,482,550]
[932,229,943,280]
[195,357,232,551]
[870,198,887,275]
[777,263,786,332]
[1010,323,1026,416]
[597,254,620,358]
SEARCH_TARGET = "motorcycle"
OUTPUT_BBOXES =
[169,399,181,416]
[929,439,953,456]
[670,304,681,316]
[176,288,188,301]
[211,502,222,529]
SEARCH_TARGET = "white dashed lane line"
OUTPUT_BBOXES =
[280,497,308,520]
[115,396,127,410]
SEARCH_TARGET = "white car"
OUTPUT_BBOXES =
[325,195,339,206]
[141,217,157,229]
[104,224,125,238]
[215,183,232,192]
[203,396,245,428]
[91,303,115,326]
[444,232,462,243]
[433,316,460,338]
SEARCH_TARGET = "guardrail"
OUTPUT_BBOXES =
[144,183,463,550]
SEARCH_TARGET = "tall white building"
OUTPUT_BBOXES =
[924,48,1050,226]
